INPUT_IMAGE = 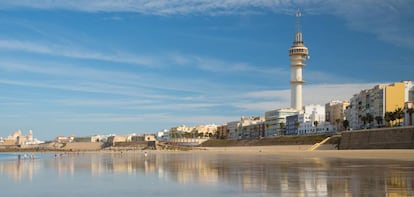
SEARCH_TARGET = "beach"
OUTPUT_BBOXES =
[192,146,414,161]
[1,147,414,196]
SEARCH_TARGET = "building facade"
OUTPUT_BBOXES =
[227,121,241,139]
[216,124,228,139]
[345,81,411,130]
[194,124,218,138]
[265,108,298,136]
[239,116,265,139]
[285,114,299,135]
[325,100,350,131]
[298,104,333,135]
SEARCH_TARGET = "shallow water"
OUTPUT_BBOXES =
[0,152,413,196]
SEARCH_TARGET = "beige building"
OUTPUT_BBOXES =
[240,116,265,139]
[55,135,75,143]
[325,100,349,131]
[107,136,128,146]
[216,124,228,139]
[2,130,41,146]
[346,81,411,129]
[194,124,217,138]
[170,125,195,138]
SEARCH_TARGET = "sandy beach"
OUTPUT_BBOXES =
[189,145,414,161]
[5,142,414,161]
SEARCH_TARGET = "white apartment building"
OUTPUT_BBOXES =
[157,129,170,141]
[346,90,370,130]
[404,81,414,126]
[265,108,298,136]
[297,104,334,135]
[346,81,411,130]
[227,121,241,139]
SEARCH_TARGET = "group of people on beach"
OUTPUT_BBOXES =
[17,154,34,160]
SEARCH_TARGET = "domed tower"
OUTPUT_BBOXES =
[28,130,33,141]
[288,10,309,111]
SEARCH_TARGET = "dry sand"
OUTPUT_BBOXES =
[98,144,414,161]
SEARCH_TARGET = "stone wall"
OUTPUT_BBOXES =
[339,126,414,149]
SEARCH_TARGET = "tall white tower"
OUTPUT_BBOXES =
[288,10,309,111]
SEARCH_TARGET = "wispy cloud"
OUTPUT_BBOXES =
[237,83,380,111]
[168,53,288,75]
[0,39,157,66]
[56,112,239,130]
[0,38,286,77]
[2,1,411,48]
[0,0,290,15]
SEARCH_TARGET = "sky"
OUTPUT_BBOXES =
[0,0,413,140]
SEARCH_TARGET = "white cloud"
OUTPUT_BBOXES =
[0,39,158,66]
[236,82,380,111]
[168,53,287,75]
[2,1,411,48]
[57,112,238,126]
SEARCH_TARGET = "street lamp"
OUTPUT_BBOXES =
[405,101,414,126]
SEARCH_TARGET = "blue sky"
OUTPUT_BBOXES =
[0,0,413,140]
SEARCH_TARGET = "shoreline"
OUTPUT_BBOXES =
[1,145,414,161]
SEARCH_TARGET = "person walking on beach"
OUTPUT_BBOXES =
[144,151,148,158]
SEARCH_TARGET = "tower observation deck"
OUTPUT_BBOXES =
[288,10,309,111]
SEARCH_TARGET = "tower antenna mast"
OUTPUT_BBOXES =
[296,9,301,33]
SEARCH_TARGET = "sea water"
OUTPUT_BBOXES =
[0,152,54,161]
[0,152,413,197]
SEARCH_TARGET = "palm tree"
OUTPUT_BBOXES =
[335,119,341,131]
[407,107,414,126]
[375,116,383,127]
[342,120,349,130]
[295,121,300,134]
[360,115,367,129]
[313,121,319,133]
[394,108,404,126]
[366,113,374,128]
[279,122,286,135]
[384,112,393,127]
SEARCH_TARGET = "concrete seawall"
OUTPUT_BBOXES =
[339,126,414,149]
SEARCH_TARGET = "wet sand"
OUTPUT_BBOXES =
[193,145,414,161]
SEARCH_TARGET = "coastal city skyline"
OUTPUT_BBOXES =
[1,1,413,139]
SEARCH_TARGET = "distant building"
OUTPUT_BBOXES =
[157,129,170,141]
[404,82,414,126]
[227,121,241,139]
[72,135,102,143]
[144,134,156,141]
[194,124,217,138]
[216,124,228,139]
[107,135,128,146]
[285,105,335,135]
[240,116,265,139]
[265,108,298,136]
[55,135,75,143]
[298,104,333,135]
[285,114,299,135]
[345,81,411,129]
[2,130,44,146]
[325,100,349,131]
[170,125,195,138]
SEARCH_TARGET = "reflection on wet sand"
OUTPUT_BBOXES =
[0,152,413,196]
